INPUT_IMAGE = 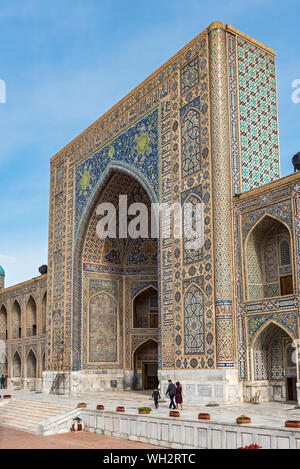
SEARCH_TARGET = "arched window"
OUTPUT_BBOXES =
[133,287,158,329]
[184,284,204,354]
[279,240,291,266]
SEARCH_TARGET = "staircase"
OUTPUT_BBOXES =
[0,399,74,433]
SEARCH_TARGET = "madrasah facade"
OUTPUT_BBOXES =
[0,21,300,404]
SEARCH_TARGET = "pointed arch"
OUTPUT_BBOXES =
[133,286,158,329]
[183,283,205,354]
[182,192,203,264]
[251,320,295,383]
[26,349,37,378]
[181,106,201,177]
[13,351,21,378]
[26,295,37,336]
[0,352,7,376]
[73,164,158,371]
[0,304,7,340]
[132,339,158,390]
[42,352,46,372]
[244,214,294,300]
[41,292,47,334]
[12,300,22,339]
[88,291,118,363]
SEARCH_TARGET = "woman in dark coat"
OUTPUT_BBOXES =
[175,381,183,410]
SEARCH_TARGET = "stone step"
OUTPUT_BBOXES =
[0,399,73,433]
[0,409,66,420]
[4,399,73,409]
[1,401,73,412]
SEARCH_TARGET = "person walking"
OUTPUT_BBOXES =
[175,381,183,410]
[166,379,176,409]
[152,387,161,409]
[0,374,5,389]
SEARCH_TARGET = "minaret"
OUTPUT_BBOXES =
[0,266,4,290]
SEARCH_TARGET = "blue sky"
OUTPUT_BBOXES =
[0,0,299,287]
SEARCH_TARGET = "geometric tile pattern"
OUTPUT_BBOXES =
[75,107,159,231]
[180,55,199,95]
[237,38,280,192]
[183,284,204,354]
[180,97,201,178]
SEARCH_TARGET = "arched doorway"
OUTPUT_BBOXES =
[133,339,158,390]
[252,321,297,402]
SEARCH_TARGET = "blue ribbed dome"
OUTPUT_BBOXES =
[0,265,5,276]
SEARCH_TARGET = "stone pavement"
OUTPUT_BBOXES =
[2,388,300,430]
[0,425,159,449]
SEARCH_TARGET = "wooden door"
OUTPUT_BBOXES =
[286,377,297,401]
[280,275,293,296]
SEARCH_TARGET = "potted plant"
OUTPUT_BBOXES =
[138,407,152,415]
[77,402,87,408]
[96,405,104,410]
[71,417,84,432]
[285,420,300,428]
[198,412,210,420]
[169,410,180,417]
[236,415,251,424]
[237,444,261,449]
[116,406,125,412]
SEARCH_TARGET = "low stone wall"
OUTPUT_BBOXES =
[82,409,300,449]
[38,408,81,436]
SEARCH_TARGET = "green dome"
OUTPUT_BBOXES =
[0,266,5,276]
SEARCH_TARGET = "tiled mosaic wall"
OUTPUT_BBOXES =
[233,180,300,381]
[227,33,280,195]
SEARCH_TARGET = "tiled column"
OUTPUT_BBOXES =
[209,23,235,368]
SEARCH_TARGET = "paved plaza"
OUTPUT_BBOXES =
[2,389,300,430]
[0,425,159,449]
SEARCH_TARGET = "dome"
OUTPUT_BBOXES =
[0,265,5,276]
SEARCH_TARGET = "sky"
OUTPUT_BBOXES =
[0,0,300,287]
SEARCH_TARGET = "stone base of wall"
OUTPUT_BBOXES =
[7,378,42,391]
[42,370,134,394]
[158,369,242,404]
[243,381,294,404]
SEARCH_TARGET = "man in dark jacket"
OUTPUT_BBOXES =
[0,374,5,389]
[166,379,176,409]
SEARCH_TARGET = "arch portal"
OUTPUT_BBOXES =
[133,339,158,390]
[252,321,297,402]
